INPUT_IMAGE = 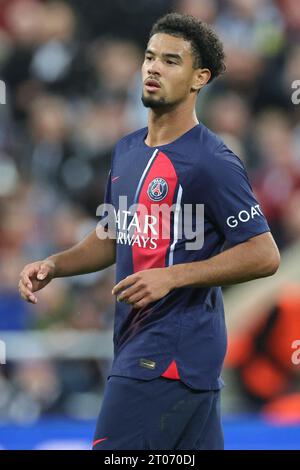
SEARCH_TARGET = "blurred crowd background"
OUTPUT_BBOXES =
[0,0,299,427]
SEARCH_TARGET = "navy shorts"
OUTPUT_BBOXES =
[93,375,224,450]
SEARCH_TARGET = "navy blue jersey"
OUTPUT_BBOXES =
[99,123,270,390]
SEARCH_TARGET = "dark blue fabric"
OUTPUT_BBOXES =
[93,375,224,450]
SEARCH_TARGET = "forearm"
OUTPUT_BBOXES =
[47,227,116,278]
[167,233,280,289]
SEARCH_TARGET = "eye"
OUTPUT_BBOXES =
[166,59,176,65]
[145,55,154,61]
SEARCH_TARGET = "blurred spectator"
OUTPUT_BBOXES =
[252,110,300,246]
[205,93,250,157]
[277,0,300,40]
[174,0,218,24]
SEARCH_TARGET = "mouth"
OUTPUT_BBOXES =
[144,78,161,92]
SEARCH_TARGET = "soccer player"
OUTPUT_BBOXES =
[19,13,280,450]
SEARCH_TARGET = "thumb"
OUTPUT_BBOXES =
[37,264,49,281]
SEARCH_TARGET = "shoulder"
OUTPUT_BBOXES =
[186,122,222,155]
[187,126,249,191]
[181,123,238,168]
[196,124,246,177]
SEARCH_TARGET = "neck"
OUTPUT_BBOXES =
[145,100,199,147]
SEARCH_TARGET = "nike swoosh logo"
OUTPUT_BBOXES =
[93,438,108,447]
[112,176,120,182]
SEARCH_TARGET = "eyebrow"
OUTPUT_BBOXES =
[145,49,183,63]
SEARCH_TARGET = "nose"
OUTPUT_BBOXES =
[147,58,162,76]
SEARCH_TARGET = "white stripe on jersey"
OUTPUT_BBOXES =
[168,184,183,266]
[133,149,158,202]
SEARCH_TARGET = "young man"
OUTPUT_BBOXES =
[19,14,280,450]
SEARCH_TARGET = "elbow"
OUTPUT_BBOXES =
[261,247,281,277]
[247,232,281,278]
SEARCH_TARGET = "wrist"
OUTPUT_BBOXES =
[166,265,183,290]
[166,262,203,290]
[44,256,58,278]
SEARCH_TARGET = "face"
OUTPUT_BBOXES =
[142,33,205,109]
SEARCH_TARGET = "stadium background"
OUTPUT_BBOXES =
[0,0,299,449]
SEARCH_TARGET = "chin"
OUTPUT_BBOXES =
[141,94,168,109]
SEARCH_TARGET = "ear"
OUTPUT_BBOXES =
[191,68,211,92]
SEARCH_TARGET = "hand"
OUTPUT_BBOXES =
[18,259,56,304]
[112,267,175,310]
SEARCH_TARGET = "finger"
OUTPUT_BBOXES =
[19,283,37,303]
[19,282,35,300]
[112,279,131,296]
[117,284,142,302]
[21,273,32,290]
[27,294,37,304]
[132,298,148,310]
[21,264,41,288]
[37,263,49,281]
[20,270,35,290]
[126,291,145,305]
[112,274,137,296]
[24,264,40,278]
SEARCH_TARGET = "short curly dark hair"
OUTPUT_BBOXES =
[149,13,226,83]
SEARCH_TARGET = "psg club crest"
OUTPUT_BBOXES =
[147,177,168,201]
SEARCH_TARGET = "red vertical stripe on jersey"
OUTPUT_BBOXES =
[132,151,181,381]
[132,151,178,272]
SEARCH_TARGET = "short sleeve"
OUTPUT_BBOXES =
[201,147,270,246]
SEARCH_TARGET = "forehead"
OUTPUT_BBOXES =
[146,33,193,59]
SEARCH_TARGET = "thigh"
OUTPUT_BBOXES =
[93,376,224,450]
[93,376,148,450]
[144,379,223,450]
[193,390,224,450]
